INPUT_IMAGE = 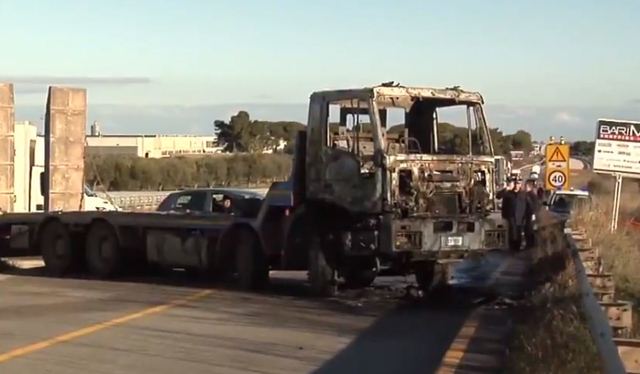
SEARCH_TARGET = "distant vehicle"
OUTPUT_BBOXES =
[530,165,541,180]
[156,188,265,218]
[83,185,120,212]
[10,122,119,213]
[544,188,592,217]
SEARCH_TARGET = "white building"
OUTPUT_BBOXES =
[86,134,223,158]
[84,120,222,158]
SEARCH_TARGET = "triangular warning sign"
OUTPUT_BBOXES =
[548,147,567,162]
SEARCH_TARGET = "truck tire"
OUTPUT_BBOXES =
[235,229,269,291]
[308,233,337,297]
[342,256,378,289]
[40,220,76,277]
[415,261,449,292]
[85,222,122,279]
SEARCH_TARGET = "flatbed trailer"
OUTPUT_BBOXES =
[0,84,298,291]
[0,180,297,289]
[0,145,311,293]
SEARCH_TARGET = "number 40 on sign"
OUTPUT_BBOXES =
[548,170,567,187]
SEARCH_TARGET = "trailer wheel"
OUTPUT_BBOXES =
[40,220,76,277]
[85,222,122,279]
[308,233,337,297]
[234,229,269,291]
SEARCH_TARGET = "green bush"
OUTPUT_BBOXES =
[85,153,292,191]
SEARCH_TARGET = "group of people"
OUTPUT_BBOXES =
[497,177,543,251]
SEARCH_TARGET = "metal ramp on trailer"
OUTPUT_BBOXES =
[0,84,15,213]
[44,86,87,212]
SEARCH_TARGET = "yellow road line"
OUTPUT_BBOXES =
[0,289,212,363]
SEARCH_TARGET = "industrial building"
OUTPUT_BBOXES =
[85,121,223,158]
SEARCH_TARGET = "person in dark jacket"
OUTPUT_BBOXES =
[496,179,514,201]
[536,185,545,201]
[524,179,539,249]
[500,178,521,251]
[510,179,529,251]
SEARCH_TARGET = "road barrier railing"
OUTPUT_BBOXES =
[526,211,638,373]
[564,223,638,373]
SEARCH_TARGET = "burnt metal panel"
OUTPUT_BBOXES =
[0,83,15,213]
[44,86,87,211]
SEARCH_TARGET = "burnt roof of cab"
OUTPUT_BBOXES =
[310,84,484,109]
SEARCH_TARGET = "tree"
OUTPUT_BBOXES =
[214,111,305,153]
[571,141,595,156]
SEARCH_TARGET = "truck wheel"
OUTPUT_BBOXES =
[235,229,269,290]
[415,261,449,292]
[40,220,76,277]
[342,256,379,289]
[308,234,337,297]
[85,222,122,279]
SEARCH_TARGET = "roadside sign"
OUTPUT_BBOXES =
[548,147,567,162]
[547,170,567,188]
[545,142,570,190]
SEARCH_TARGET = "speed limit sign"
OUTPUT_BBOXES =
[547,170,567,188]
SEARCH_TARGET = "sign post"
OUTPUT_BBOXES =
[593,118,640,232]
[611,174,623,232]
[544,138,571,191]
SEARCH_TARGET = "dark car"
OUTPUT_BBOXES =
[156,188,265,218]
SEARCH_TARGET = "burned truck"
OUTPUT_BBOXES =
[293,84,508,296]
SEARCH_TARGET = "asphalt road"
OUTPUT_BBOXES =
[0,250,526,374]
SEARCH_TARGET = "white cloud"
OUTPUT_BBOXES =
[552,111,583,125]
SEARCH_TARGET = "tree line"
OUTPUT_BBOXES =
[85,153,292,191]
[87,110,536,191]
[214,110,535,156]
[570,141,595,157]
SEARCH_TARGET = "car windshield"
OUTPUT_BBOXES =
[84,185,98,197]
[551,194,591,211]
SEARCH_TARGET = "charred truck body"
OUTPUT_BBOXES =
[287,84,508,296]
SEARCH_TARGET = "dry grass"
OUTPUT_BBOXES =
[504,218,603,374]
[572,194,640,302]
[505,272,601,374]
[503,180,640,373]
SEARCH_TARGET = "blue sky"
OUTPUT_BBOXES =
[1,0,640,139]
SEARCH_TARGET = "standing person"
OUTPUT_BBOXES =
[524,179,539,249]
[500,178,520,251]
[510,178,528,251]
[536,185,545,201]
[497,179,514,200]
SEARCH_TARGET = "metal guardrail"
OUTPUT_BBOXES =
[99,192,170,211]
[565,227,639,374]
